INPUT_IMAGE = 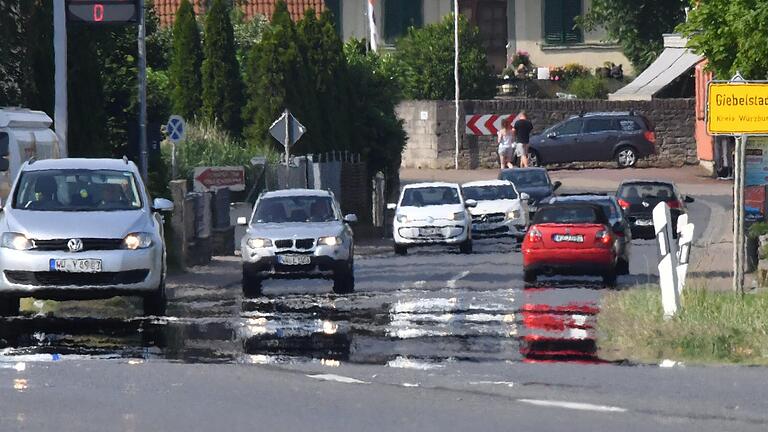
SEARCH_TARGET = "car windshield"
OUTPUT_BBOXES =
[618,183,675,201]
[12,169,143,211]
[558,198,618,220]
[253,195,337,223]
[500,170,550,187]
[463,185,518,201]
[534,206,602,224]
[401,187,461,207]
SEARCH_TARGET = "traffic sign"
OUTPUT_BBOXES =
[269,110,306,148]
[465,114,516,136]
[66,0,139,24]
[193,166,245,192]
[166,115,186,144]
[707,82,768,134]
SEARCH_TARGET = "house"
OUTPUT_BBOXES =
[155,0,630,73]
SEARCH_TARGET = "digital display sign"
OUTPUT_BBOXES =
[66,0,139,24]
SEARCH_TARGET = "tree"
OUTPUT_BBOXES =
[580,0,686,73]
[170,0,203,120]
[679,0,768,80]
[21,0,54,115]
[0,0,25,106]
[391,14,495,101]
[202,0,243,136]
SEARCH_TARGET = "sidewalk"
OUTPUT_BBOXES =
[401,165,733,197]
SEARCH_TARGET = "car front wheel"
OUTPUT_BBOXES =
[143,281,167,316]
[615,146,637,168]
[0,297,20,317]
[523,269,537,283]
[527,150,540,167]
[394,244,408,256]
[459,239,473,254]
[603,268,618,286]
[242,267,263,297]
[332,260,354,294]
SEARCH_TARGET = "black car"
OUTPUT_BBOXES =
[498,167,562,216]
[527,112,656,168]
[542,194,632,275]
[615,180,694,240]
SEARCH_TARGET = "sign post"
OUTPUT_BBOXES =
[706,75,768,294]
[269,110,306,165]
[54,0,68,157]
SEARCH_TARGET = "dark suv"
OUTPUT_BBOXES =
[528,112,656,168]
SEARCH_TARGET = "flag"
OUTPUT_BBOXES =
[368,0,379,52]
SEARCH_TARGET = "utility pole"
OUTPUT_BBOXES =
[138,0,148,181]
[54,0,68,157]
[453,1,460,170]
[734,134,746,294]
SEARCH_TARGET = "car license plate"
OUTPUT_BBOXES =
[420,227,441,236]
[553,234,584,243]
[278,254,311,266]
[635,219,653,226]
[474,223,491,231]
[49,258,102,273]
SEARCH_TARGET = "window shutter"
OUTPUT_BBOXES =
[563,0,583,43]
[544,0,564,45]
[384,0,423,42]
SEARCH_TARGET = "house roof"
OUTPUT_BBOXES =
[153,0,326,27]
[609,34,704,101]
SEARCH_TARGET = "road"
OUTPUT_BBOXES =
[1,169,758,431]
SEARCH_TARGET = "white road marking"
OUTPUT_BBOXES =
[517,399,628,413]
[307,374,369,384]
[447,270,471,289]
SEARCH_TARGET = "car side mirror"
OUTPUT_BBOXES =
[684,195,695,203]
[465,199,478,208]
[237,216,248,226]
[343,214,358,224]
[519,192,530,201]
[386,203,397,210]
[552,181,562,192]
[152,198,174,212]
[547,132,558,139]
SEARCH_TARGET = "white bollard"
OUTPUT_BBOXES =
[675,214,695,296]
[653,202,680,319]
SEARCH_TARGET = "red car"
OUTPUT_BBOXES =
[522,203,618,285]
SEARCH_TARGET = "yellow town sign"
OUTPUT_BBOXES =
[707,82,768,134]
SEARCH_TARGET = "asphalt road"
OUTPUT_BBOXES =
[2,192,758,431]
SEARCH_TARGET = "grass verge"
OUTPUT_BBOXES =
[598,286,768,365]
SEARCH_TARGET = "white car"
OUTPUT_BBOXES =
[0,158,174,317]
[388,182,476,255]
[462,180,530,240]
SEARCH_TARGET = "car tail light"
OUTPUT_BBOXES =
[617,198,630,210]
[596,230,612,246]
[644,130,656,144]
[666,200,682,209]
[528,227,543,243]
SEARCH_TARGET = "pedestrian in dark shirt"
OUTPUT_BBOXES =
[513,111,534,167]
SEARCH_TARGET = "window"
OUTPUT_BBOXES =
[384,0,423,43]
[324,0,342,35]
[584,118,620,133]
[553,119,583,136]
[401,187,460,207]
[618,119,642,131]
[544,0,583,45]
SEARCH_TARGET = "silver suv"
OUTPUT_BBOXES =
[238,189,357,296]
[0,158,174,316]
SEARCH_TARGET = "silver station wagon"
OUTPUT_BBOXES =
[239,189,357,296]
[0,158,173,316]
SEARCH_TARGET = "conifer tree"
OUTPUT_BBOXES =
[170,0,202,120]
[202,0,243,136]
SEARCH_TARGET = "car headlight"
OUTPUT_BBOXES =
[396,214,409,223]
[318,236,342,246]
[1,233,34,250]
[506,210,520,220]
[450,212,466,221]
[247,238,273,249]
[123,232,153,250]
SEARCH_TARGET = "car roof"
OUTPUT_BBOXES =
[462,180,514,188]
[21,158,139,173]
[618,179,675,187]
[261,188,332,198]
[548,194,616,203]
[403,182,460,189]
[499,167,548,175]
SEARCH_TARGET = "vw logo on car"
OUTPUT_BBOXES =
[67,238,83,253]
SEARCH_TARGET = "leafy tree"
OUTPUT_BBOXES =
[201,0,243,136]
[21,0,54,115]
[0,0,25,106]
[231,6,267,79]
[679,0,768,79]
[169,0,203,120]
[391,14,495,100]
[580,0,686,73]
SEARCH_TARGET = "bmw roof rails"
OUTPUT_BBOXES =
[28,157,36,164]
[122,155,129,164]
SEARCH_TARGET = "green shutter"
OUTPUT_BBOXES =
[563,0,583,43]
[544,0,564,44]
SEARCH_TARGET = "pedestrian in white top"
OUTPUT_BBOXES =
[497,118,516,169]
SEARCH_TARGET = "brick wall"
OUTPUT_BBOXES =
[398,99,698,170]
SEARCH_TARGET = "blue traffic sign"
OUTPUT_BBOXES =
[166,115,186,143]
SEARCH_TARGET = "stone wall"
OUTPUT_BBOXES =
[398,99,698,170]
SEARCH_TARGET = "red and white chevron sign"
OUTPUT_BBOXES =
[465,114,516,135]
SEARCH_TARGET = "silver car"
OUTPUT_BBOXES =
[0,158,173,317]
[238,189,357,295]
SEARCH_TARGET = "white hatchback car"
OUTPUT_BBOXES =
[388,182,476,255]
[462,180,529,240]
[0,158,173,317]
